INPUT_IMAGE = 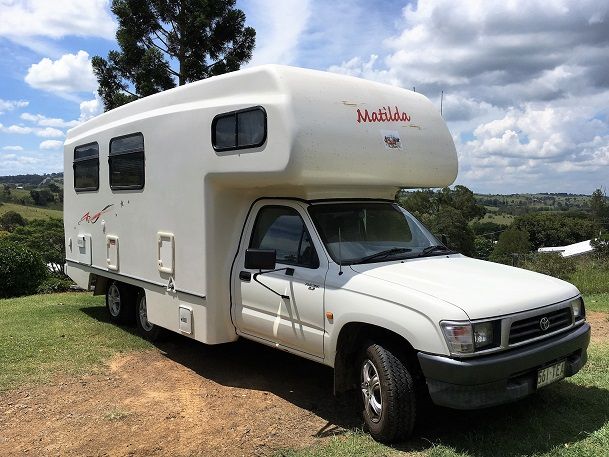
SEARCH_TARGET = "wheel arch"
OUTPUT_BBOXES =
[333,321,421,395]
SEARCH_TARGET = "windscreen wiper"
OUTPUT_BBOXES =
[357,247,412,264]
[418,245,455,257]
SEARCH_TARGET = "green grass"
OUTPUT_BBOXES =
[0,292,151,391]
[569,261,609,296]
[1,291,607,456]
[584,293,609,313]
[479,212,515,225]
[0,202,63,220]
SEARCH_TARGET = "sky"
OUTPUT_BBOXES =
[0,0,608,194]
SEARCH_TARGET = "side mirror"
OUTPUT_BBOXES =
[441,234,448,246]
[245,249,276,270]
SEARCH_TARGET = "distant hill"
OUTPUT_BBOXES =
[0,173,63,187]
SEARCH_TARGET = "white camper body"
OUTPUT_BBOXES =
[64,65,589,442]
[64,65,456,345]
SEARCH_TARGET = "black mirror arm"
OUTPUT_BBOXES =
[253,267,294,300]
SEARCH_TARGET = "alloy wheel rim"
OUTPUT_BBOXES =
[108,285,121,317]
[138,295,154,332]
[361,359,382,422]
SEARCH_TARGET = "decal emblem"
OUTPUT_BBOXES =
[539,317,550,331]
[381,130,402,150]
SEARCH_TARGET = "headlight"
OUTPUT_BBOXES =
[473,321,495,349]
[570,297,585,321]
[440,322,474,355]
[441,320,499,355]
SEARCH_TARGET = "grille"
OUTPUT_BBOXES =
[509,307,572,345]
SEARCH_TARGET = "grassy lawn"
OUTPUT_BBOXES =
[0,292,150,391]
[1,291,607,456]
[0,202,63,220]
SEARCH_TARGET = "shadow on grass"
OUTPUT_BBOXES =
[80,305,609,455]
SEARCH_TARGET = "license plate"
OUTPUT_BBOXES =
[537,361,566,388]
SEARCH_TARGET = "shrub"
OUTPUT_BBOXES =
[591,234,609,260]
[522,252,576,280]
[6,217,65,274]
[0,240,48,298]
[36,275,75,294]
[0,210,27,232]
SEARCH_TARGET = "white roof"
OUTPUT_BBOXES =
[538,240,594,257]
[67,65,457,193]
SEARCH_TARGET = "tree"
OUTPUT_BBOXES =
[93,0,256,111]
[513,212,596,250]
[0,211,27,232]
[30,189,54,206]
[422,205,476,256]
[47,182,61,193]
[490,229,531,264]
[590,188,608,226]
[399,185,485,257]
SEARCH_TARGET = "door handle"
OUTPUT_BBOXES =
[239,271,251,282]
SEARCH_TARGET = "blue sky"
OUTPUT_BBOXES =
[0,0,608,194]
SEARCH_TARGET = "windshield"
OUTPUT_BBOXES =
[308,202,450,265]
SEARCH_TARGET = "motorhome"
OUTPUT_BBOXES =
[64,65,590,442]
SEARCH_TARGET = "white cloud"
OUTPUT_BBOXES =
[21,113,80,128]
[246,0,312,66]
[0,99,29,114]
[35,127,65,138]
[79,96,103,122]
[0,123,33,134]
[0,0,115,41]
[2,145,24,151]
[326,0,609,192]
[39,140,63,150]
[25,50,97,95]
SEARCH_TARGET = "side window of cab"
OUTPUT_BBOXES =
[249,206,319,269]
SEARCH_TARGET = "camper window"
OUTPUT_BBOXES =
[109,133,145,190]
[73,142,99,192]
[212,106,266,152]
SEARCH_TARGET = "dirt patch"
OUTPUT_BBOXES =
[588,311,609,343]
[0,338,359,457]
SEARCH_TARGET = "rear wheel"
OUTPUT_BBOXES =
[360,342,416,443]
[135,290,163,341]
[105,280,135,324]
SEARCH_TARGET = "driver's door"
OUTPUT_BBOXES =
[233,202,327,358]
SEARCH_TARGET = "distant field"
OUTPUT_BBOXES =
[479,211,515,225]
[0,202,62,220]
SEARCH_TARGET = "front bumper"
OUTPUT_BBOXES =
[417,322,590,409]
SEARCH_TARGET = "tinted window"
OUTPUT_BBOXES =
[109,133,144,190]
[213,107,266,151]
[250,206,319,268]
[74,142,99,191]
[214,114,236,149]
[238,109,265,147]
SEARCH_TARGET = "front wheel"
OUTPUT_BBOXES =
[360,343,417,443]
[135,290,164,341]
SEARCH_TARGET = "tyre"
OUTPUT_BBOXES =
[359,342,416,443]
[135,289,164,341]
[105,280,135,324]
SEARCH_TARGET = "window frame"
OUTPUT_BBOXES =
[73,141,100,192]
[212,106,267,152]
[248,205,320,269]
[108,132,145,191]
